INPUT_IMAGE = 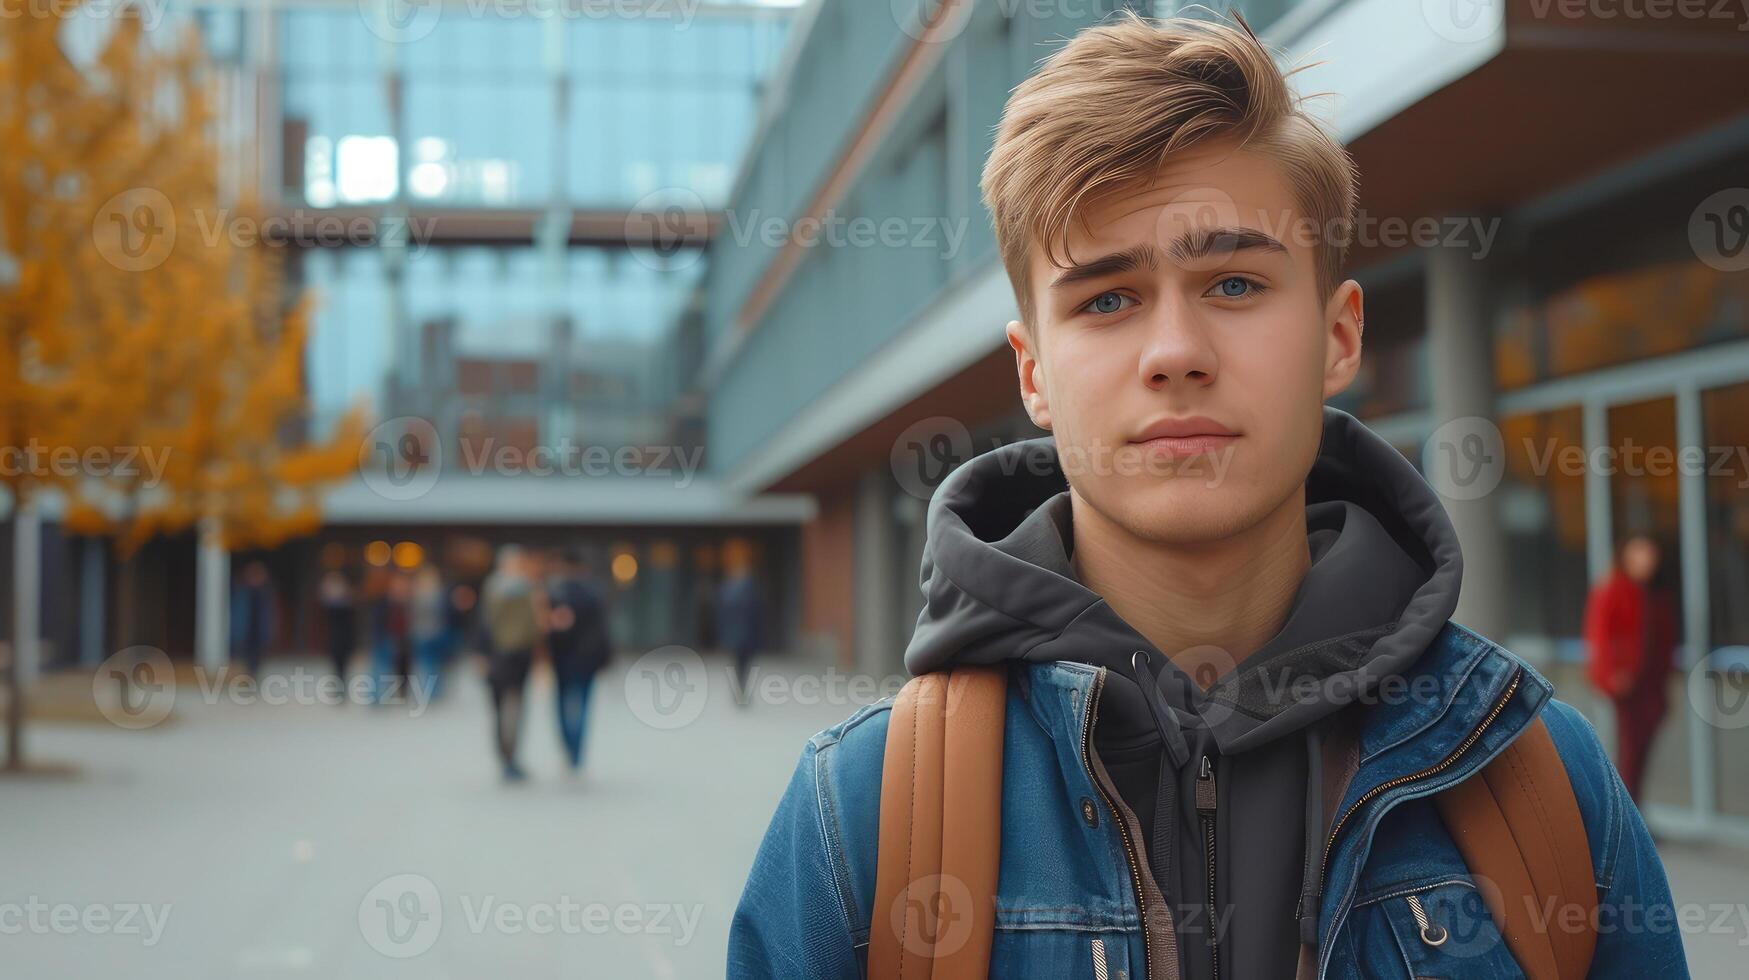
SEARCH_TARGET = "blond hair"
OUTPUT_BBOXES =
[980,11,1356,324]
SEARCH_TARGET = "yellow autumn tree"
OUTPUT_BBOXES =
[3,8,364,766]
[45,15,365,556]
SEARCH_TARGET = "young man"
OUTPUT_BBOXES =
[729,13,1686,980]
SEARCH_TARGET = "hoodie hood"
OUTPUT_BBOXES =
[903,405,1463,755]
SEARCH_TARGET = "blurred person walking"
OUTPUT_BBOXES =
[546,550,611,773]
[715,547,762,698]
[482,546,547,782]
[1584,533,1678,802]
[366,568,411,705]
[229,560,276,677]
[318,568,357,684]
[409,564,450,701]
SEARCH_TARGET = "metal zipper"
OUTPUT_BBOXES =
[1404,893,1448,947]
[1317,668,1522,896]
[1196,755,1220,980]
[1091,936,1110,980]
[1313,667,1524,976]
[1079,670,1159,980]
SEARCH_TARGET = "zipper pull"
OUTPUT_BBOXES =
[1405,892,1448,947]
[1196,754,1217,813]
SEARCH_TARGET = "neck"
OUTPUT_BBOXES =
[1070,488,1311,685]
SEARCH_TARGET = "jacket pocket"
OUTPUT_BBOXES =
[1376,881,1523,979]
[988,927,1133,980]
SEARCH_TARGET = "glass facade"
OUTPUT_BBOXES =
[1497,260,1749,389]
[279,9,782,209]
[1703,382,1749,819]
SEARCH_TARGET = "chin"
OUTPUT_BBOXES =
[1106,477,1283,546]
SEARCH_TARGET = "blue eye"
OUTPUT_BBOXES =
[1216,277,1254,297]
[1083,291,1131,315]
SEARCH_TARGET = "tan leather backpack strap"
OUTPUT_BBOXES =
[1435,714,1597,980]
[934,667,1006,978]
[870,666,1007,980]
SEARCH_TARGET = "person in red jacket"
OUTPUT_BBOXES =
[1584,533,1678,802]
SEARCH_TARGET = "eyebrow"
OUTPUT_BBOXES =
[1050,244,1159,289]
[1048,226,1289,291]
[1167,226,1289,265]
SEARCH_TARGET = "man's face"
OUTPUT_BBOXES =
[1009,142,1364,545]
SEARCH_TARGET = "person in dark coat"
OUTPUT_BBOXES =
[229,560,276,676]
[715,544,762,698]
[546,549,612,773]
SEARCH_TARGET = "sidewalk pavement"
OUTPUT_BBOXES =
[3,654,1743,977]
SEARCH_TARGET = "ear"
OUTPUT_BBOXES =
[1321,279,1364,400]
[1006,319,1051,430]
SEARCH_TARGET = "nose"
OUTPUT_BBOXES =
[1137,303,1218,390]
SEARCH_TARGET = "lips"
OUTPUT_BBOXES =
[1129,416,1239,458]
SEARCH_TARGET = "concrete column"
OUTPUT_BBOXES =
[1426,237,1508,639]
[854,470,900,678]
[11,499,40,685]
[196,516,230,672]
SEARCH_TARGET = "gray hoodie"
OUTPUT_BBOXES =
[902,407,1463,980]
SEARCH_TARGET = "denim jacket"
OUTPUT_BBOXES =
[728,622,1689,979]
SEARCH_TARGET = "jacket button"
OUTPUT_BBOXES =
[1081,797,1099,827]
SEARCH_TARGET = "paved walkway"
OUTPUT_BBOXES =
[4,654,1744,977]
